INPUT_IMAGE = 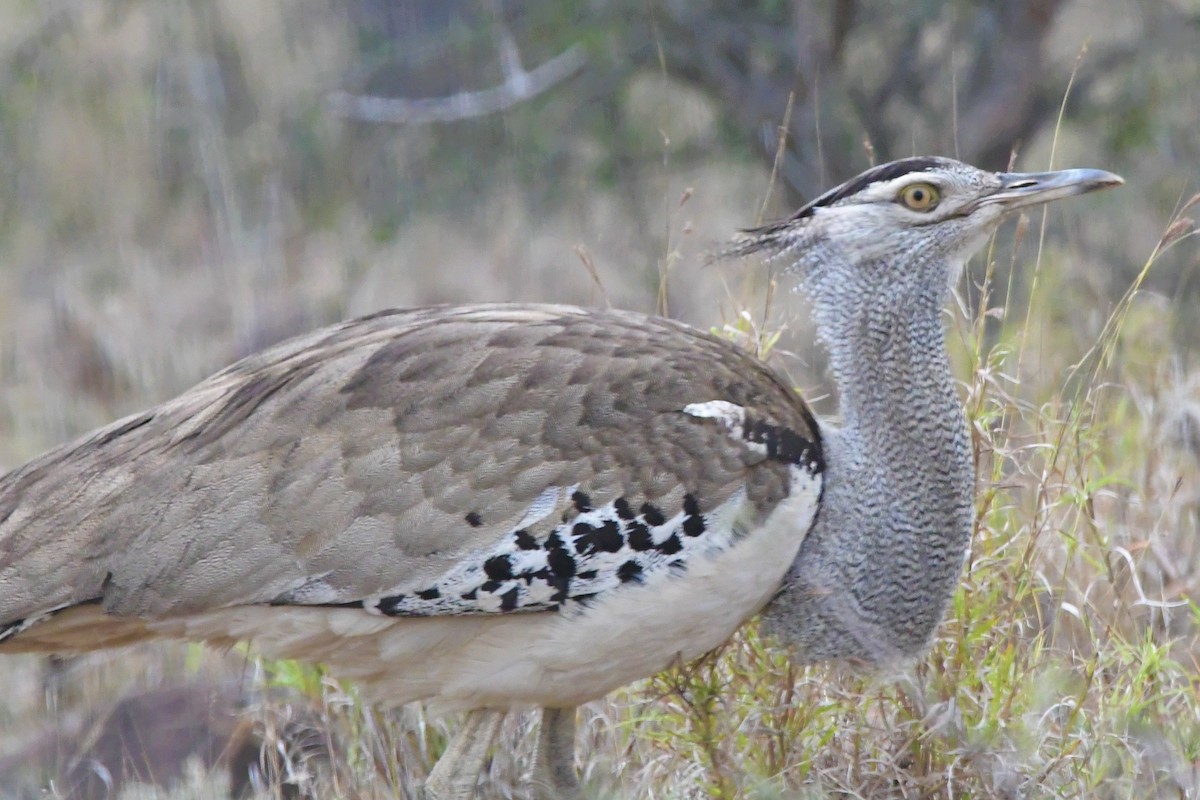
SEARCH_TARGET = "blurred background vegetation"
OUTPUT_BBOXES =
[0,1,1197,797]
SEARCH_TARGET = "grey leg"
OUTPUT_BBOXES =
[531,706,582,800]
[426,709,506,800]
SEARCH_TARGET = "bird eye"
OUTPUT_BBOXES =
[898,182,941,212]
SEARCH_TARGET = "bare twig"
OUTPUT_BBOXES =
[328,42,586,125]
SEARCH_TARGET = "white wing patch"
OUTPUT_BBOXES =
[682,399,745,422]
[682,400,769,457]
[273,574,341,605]
[362,488,747,617]
[514,485,563,529]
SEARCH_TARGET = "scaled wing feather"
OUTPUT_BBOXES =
[0,304,819,634]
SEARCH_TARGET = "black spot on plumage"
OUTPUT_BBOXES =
[377,594,405,615]
[572,521,595,551]
[577,569,598,580]
[575,519,624,555]
[514,529,539,550]
[543,571,570,603]
[617,560,643,584]
[547,545,576,579]
[571,490,593,512]
[480,580,502,593]
[464,511,483,527]
[499,586,520,612]
[613,497,635,520]
[416,587,440,600]
[778,427,813,465]
[627,521,654,551]
[596,520,624,550]
[462,588,478,600]
[572,593,598,606]
[484,554,514,581]
[658,533,683,555]
[641,503,666,526]
[745,418,816,466]
[682,493,706,537]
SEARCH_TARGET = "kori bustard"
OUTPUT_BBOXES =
[0,157,1119,798]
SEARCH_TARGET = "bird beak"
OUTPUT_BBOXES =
[984,168,1124,212]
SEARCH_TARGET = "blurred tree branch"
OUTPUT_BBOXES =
[639,0,1198,200]
[644,0,1077,197]
[328,38,585,125]
[340,0,1198,204]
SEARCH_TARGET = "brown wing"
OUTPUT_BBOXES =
[0,304,820,624]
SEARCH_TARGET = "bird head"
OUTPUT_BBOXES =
[729,156,1123,317]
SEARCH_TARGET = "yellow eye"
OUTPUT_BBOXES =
[898,182,941,212]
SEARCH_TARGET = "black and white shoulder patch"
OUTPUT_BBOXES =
[682,400,822,473]
[345,400,822,619]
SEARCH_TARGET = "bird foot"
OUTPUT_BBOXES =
[530,706,583,800]
[425,708,505,800]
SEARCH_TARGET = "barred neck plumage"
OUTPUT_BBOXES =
[817,255,965,445]
[759,253,975,664]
